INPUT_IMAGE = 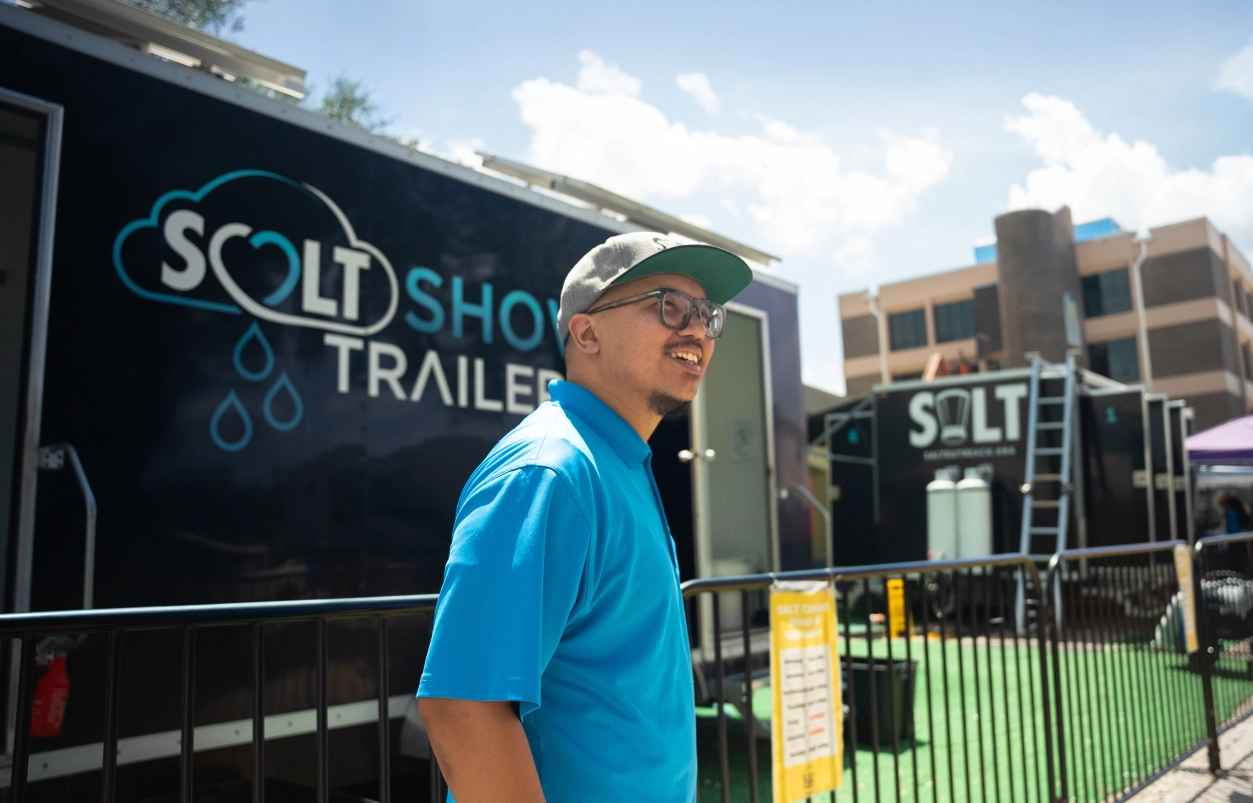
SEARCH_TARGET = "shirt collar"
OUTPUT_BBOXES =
[548,380,651,466]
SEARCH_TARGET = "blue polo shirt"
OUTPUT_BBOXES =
[418,380,696,803]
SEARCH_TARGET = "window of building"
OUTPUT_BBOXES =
[1089,337,1140,384]
[1243,342,1253,380]
[1234,280,1246,316]
[888,308,928,351]
[1081,268,1133,318]
[1246,290,1253,320]
[933,299,975,343]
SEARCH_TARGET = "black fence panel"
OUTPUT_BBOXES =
[682,554,1057,803]
[0,595,441,803]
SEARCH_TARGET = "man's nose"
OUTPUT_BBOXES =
[677,311,708,340]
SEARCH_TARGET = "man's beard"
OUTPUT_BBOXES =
[648,392,691,419]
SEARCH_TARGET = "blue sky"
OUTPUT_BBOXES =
[234,0,1253,393]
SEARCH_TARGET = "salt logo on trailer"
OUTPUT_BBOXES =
[113,170,399,336]
[908,382,1029,453]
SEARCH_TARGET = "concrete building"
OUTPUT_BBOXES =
[839,208,1253,430]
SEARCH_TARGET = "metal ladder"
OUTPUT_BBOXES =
[1019,353,1077,556]
[1016,354,1077,632]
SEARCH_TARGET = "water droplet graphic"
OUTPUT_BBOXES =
[264,372,304,432]
[233,321,274,382]
[210,389,253,452]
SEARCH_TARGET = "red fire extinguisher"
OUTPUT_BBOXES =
[30,653,70,738]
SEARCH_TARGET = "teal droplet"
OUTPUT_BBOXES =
[264,372,303,431]
[210,389,253,452]
[233,321,274,382]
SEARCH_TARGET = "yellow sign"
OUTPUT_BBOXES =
[1173,544,1199,654]
[887,579,906,639]
[770,582,843,803]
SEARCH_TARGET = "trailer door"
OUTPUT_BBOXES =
[0,90,59,614]
[690,304,778,652]
[0,88,60,755]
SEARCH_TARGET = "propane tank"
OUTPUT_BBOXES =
[957,467,993,559]
[30,653,70,738]
[926,468,959,560]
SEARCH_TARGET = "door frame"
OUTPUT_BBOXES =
[689,301,780,580]
[0,86,63,757]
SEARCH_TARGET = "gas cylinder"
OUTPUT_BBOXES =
[30,653,70,738]
[957,467,993,559]
[926,468,959,560]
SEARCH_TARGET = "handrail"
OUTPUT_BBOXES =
[680,551,1042,598]
[1194,531,1253,553]
[1046,539,1185,574]
[0,593,439,638]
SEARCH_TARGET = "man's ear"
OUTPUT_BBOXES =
[567,314,600,356]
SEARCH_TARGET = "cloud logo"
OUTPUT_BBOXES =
[113,170,399,336]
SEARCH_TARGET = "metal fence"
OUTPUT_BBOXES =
[682,554,1057,803]
[1043,542,1206,803]
[0,594,439,803]
[3,541,1253,803]
[1194,531,1253,773]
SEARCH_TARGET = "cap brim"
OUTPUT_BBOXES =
[611,244,753,304]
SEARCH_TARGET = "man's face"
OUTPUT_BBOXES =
[581,273,715,414]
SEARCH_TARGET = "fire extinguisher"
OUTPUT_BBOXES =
[30,647,71,738]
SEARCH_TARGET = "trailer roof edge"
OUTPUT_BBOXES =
[0,4,647,240]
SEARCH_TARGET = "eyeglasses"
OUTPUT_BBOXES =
[585,288,726,339]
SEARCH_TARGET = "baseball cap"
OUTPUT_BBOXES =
[557,232,753,340]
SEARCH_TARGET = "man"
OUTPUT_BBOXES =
[417,232,753,802]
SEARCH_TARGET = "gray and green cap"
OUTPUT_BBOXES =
[557,232,753,340]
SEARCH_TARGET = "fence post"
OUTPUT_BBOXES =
[1194,543,1222,774]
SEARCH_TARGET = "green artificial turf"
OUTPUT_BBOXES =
[695,636,1253,803]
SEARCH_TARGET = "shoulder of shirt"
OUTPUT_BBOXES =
[471,401,602,504]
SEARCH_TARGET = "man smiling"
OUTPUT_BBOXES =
[417,232,752,802]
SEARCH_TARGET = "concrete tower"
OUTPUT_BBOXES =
[993,207,1085,368]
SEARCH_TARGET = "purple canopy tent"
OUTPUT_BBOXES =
[1188,414,1253,464]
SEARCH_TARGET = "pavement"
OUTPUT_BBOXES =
[1130,716,1253,802]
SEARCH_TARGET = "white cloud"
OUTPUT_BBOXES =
[575,50,640,97]
[1216,39,1253,102]
[1005,93,1253,245]
[676,72,720,114]
[512,52,951,260]
[679,212,713,229]
[510,51,952,393]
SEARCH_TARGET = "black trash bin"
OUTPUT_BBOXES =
[841,657,916,746]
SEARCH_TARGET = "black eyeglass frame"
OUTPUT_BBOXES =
[584,287,726,339]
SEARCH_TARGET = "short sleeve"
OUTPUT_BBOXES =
[417,466,592,716]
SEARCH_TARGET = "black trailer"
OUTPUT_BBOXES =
[0,5,808,798]
[815,360,1196,567]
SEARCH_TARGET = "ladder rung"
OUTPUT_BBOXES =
[1038,397,1066,405]
[1036,447,1064,456]
[1030,527,1060,535]
[1037,422,1065,430]
[1034,473,1061,481]
[1033,500,1061,508]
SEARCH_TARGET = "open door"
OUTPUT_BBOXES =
[0,87,61,755]
[690,304,777,651]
